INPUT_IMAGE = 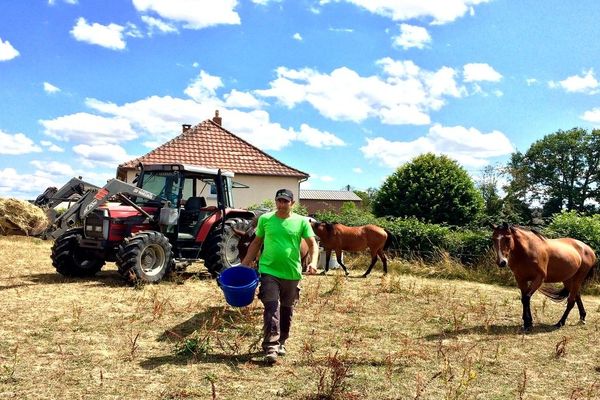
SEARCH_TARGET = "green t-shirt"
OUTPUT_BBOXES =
[255,211,314,280]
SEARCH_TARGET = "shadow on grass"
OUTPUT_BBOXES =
[423,323,560,341]
[139,351,269,370]
[24,271,126,287]
[21,269,214,288]
[0,282,35,291]
[158,306,261,342]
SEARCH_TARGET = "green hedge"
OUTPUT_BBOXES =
[314,205,490,264]
[544,211,600,254]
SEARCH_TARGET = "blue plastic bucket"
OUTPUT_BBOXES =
[217,266,260,307]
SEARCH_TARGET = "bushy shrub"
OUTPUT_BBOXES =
[373,153,484,225]
[545,210,600,253]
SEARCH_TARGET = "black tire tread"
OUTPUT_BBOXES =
[116,231,173,284]
[51,229,105,277]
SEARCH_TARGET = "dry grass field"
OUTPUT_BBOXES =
[1,235,600,399]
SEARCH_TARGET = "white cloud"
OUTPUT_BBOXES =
[329,27,354,33]
[392,24,431,49]
[30,160,75,176]
[0,166,114,200]
[549,69,599,94]
[43,82,61,94]
[0,168,60,199]
[296,124,345,148]
[40,112,138,144]
[330,0,490,25]
[252,0,283,4]
[73,143,132,168]
[293,33,303,41]
[132,0,240,29]
[40,140,65,152]
[224,89,264,109]
[0,38,19,61]
[360,124,514,169]
[463,63,502,82]
[221,109,297,150]
[256,58,465,126]
[48,0,78,4]
[526,78,538,86]
[70,17,126,50]
[0,130,42,155]
[353,167,363,173]
[141,15,178,35]
[85,96,213,140]
[581,107,600,124]
[184,70,224,102]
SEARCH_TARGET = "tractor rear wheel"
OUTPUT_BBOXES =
[51,228,105,277]
[116,231,173,284]
[202,218,251,277]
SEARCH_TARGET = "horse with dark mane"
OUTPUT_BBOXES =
[311,221,391,277]
[491,222,597,330]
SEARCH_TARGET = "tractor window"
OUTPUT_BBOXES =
[137,172,182,206]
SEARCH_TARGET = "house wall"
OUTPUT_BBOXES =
[301,199,362,215]
[232,174,301,209]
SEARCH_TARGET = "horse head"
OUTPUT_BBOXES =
[490,222,514,268]
[311,221,335,240]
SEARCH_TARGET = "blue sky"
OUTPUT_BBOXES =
[2,0,600,199]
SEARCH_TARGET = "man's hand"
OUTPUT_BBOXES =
[305,262,318,275]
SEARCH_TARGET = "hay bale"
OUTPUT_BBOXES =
[0,197,50,236]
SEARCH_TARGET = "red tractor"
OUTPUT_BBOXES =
[39,163,255,283]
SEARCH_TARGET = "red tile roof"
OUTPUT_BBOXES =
[118,119,308,178]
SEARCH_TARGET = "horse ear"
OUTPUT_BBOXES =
[489,223,497,229]
[501,222,509,229]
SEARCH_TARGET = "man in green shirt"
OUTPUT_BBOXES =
[241,188,319,364]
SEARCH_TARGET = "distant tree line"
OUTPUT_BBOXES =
[351,127,600,227]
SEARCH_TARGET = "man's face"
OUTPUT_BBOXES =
[276,197,294,213]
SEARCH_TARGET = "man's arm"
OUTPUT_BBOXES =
[241,236,264,268]
[305,236,319,275]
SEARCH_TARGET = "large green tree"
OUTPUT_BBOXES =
[507,127,600,215]
[373,153,484,225]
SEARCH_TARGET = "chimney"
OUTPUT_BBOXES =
[182,124,191,133]
[212,110,222,126]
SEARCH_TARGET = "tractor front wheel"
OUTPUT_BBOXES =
[116,231,173,284]
[51,229,105,277]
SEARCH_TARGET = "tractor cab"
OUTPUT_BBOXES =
[134,164,233,241]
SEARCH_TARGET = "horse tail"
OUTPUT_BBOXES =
[383,229,393,250]
[538,285,569,302]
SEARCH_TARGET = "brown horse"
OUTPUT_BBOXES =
[491,223,597,330]
[311,221,391,277]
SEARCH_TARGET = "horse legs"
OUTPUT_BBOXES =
[320,250,332,275]
[378,248,388,275]
[520,290,533,331]
[556,283,583,327]
[576,295,587,324]
[519,276,544,330]
[335,249,349,276]
[556,298,576,328]
[361,256,378,278]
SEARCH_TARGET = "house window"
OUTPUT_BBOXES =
[208,183,217,198]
